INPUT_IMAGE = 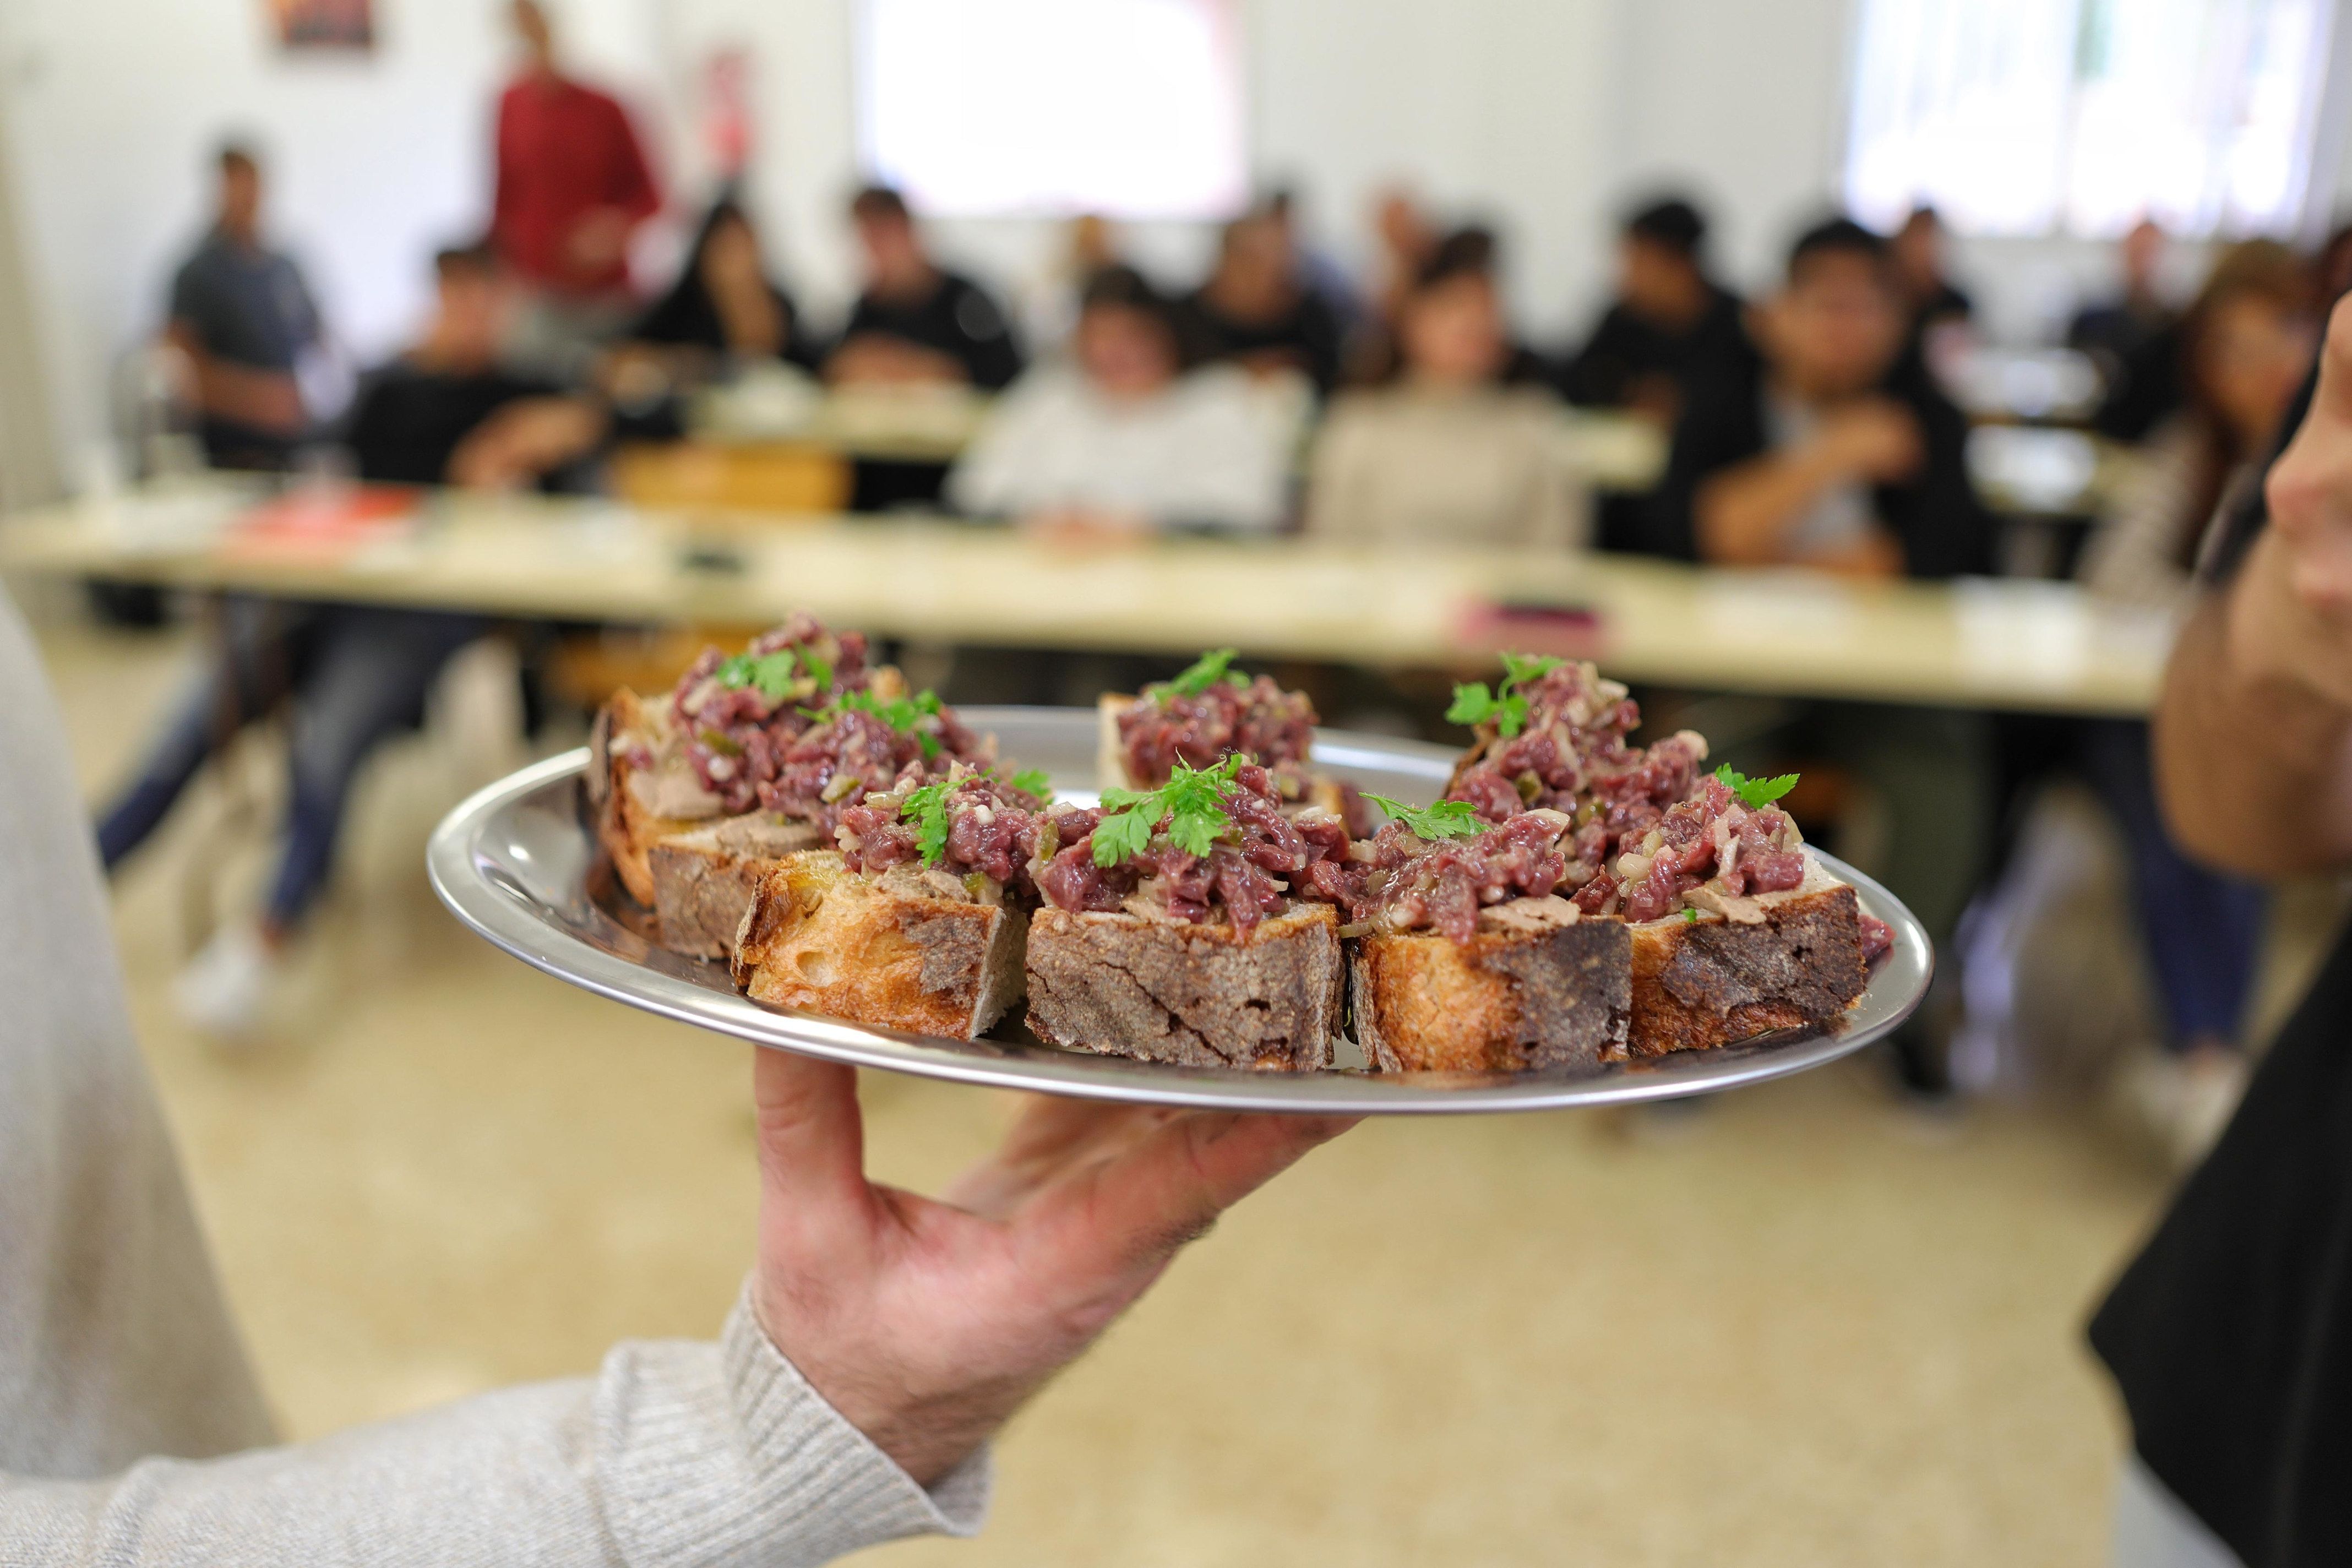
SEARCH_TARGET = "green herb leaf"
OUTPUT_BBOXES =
[1446,682,1499,727]
[1713,763,1800,810]
[1008,766,1052,798]
[716,650,803,703]
[804,687,949,751]
[1448,653,1570,739]
[897,780,954,866]
[1498,651,1566,688]
[1090,755,1242,867]
[798,647,834,692]
[1364,793,1484,841]
[1162,647,1242,698]
[1684,907,1700,923]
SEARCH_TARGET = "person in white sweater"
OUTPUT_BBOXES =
[0,589,1351,1564]
[947,265,1298,534]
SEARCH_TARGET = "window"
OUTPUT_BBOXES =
[855,0,1247,220]
[1844,0,2338,238]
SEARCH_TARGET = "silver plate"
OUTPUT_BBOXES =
[427,708,1931,1114]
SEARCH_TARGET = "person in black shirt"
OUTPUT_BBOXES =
[618,195,819,382]
[826,185,1022,392]
[1179,206,1345,393]
[2077,220,2188,444]
[96,243,606,1039]
[1645,218,1993,578]
[1560,196,1757,426]
[2086,296,2352,1567]
[1643,217,1994,1095]
[1890,204,1973,340]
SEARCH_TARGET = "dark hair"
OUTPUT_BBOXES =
[433,241,500,279]
[1625,197,1706,258]
[1413,225,1499,292]
[1079,264,1195,368]
[217,140,259,176]
[2169,239,2318,558]
[1785,217,1889,282]
[850,184,911,224]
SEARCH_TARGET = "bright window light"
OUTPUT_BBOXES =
[856,0,1248,220]
[1844,0,2338,238]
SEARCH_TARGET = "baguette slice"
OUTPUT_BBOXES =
[647,815,824,959]
[591,688,727,908]
[731,852,1026,1040]
[1352,897,1631,1073]
[1026,903,1343,1070]
[1623,863,1869,1058]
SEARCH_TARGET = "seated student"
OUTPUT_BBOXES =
[1180,206,1346,394]
[1646,217,1994,578]
[826,186,1022,391]
[1304,247,1585,549]
[2076,241,2313,1162]
[611,194,818,393]
[946,265,1289,533]
[2079,220,2188,444]
[1648,216,1994,1095]
[96,243,607,1037]
[1890,204,1973,344]
[1560,195,1757,427]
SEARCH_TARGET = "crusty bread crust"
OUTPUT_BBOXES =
[647,816,823,959]
[1624,880,1868,1057]
[731,852,1025,1040]
[1352,906,1630,1072]
[595,688,710,908]
[1026,903,1342,1070]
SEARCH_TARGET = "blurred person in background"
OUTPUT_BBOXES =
[1559,195,1757,428]
[1890,204,1973,341]
[827,185,1023,391]
[2,547,1350,1551]
[1304,244,1582,549]
[1647,217,1992,578]
[1346,184,1438,383]
[2076,241,2316,1166]
[2082,220,2190,444]
[1180,205,1345,394]
[1016,212,1120,352]
[491,0,662,379]
[607,194,818,400]
[1648,216,1994,1097]
[2088,292,2352,1568]
[97,243,608,1038]
[164,141,323,471]
[1262,185,1362,335]
[946,265,1289,535]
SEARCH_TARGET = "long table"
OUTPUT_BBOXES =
[0,479,2173,715]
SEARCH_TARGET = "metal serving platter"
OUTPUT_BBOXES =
[428,707,1931,1114]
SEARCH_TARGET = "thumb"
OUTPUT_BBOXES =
[2309,293,2352,428]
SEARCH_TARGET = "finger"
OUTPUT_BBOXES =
[2313,293,2352,426]
[752,1048,874,1224]
[1036,1111,1358,1272]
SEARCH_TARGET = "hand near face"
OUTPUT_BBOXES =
[749,1049,1354,1487]
[1815,398,1923,484]
[2236,294,2352,708]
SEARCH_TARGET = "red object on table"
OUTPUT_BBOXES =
[225,484,420,560]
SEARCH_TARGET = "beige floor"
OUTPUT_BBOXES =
[35,609,2173,1566]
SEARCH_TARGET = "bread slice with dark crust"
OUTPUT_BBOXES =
[647,815,824,959]
[1623,873,1868,1058]
[591,688,727,909]
[1025,903,1342,1070]
[731,852,1026,1040]
[1352,897,1630,1073]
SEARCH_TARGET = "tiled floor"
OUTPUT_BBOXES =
[36,608,2170,1565]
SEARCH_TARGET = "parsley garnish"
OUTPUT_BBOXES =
[897,779,954,865]
[1364,793,1484,841]
[1091,755,1242,867]
[1713,763,1799,810]
[717,647,815,703]
[1684,907,1700,923]
[804,688,948,758]
[1158,647,1251,699]
[1007,766,1052,798]
[1446,652,1568,739]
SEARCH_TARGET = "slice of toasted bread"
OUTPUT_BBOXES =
[1623,866,1868,1058]
[594,688,729,908]
[731,852,1026,1040]
[1025,903,1343,1070]
[1351,897,1630,1073]
[1096,693,1139,790]
[647,815,824,959]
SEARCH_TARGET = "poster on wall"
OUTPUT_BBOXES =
[268,0,374,51]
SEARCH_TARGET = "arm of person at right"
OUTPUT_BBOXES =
[2154,297,2352,878]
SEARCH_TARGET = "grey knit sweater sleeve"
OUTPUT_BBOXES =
[0,589,988,1564]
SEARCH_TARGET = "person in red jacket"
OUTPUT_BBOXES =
[492,0,660,375]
